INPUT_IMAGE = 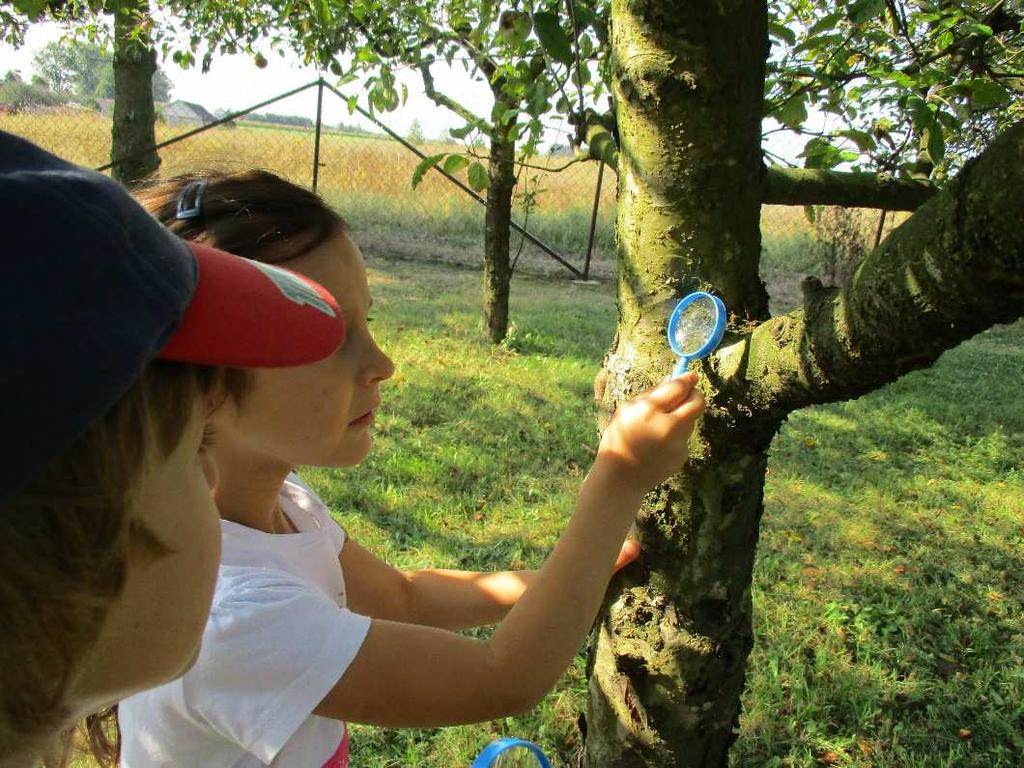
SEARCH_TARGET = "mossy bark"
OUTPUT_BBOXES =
[482,95,516,344]
[584,0,1023,766]
[111,0,159,186]
[585,1,770,763]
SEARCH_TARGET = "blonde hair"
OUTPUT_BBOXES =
[0,362,223,768]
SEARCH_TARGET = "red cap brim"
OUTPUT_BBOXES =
[158,243,345,367]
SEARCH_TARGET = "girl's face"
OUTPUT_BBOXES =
[213,231,395,469]
[70,403,221,711]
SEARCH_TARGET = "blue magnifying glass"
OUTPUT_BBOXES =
[666,291,727,378]
[471,737,553,768]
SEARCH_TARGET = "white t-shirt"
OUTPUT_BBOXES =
[120,474,371,767]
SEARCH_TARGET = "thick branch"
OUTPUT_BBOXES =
[761,167,937,210]
[719,120,1024,439]
[581,112,937,210]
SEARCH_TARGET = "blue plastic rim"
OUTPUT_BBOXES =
[666,291,727,377]
[470,737,553,768]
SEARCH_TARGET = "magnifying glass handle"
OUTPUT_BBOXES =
[672,356,692,379]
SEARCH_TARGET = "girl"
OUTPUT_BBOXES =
[0,138,345,767]
[119,171,704,767]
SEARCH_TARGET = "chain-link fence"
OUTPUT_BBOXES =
[0,79,901,305]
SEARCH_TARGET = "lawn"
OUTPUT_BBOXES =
[58,251,1023,767]
[298,258,1020,767]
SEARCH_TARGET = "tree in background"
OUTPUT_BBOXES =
[579,0,1023,764]
[161,0,608,343]
[406,117,426,144]
[29,39,172,102]
[5,0,161,185]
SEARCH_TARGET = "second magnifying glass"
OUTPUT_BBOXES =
[470,737,552,768]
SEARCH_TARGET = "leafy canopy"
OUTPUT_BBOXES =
[766,0,1023,179]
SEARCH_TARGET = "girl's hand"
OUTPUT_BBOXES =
[613,538,640,572]
[595,372,704,495]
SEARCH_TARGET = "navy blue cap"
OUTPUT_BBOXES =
[0,132,346,503]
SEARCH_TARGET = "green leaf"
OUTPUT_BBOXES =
[768,22,796,46]
[467,161,489,192]
[775,94,808,129]
[572,3,598,32]
[411,153,445,190]
[847,0,886,25]
[967,80,1010,110]
[965,22,993,37]
[837,129,876,152]
[526,81,548,117]
[13,0,48,15]
[923,124,945,164]
[802,137,845,169]
[533,11,573,65]
[449,124,475,140]
[443,154,469,174]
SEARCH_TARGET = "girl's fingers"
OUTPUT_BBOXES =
[612,538,641,572]
[646,372,697,410]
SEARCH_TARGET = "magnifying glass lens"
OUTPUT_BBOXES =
[673,294,718,355]
[488,746,546,767]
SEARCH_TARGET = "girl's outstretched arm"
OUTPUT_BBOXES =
[313,375,703,728]
[342,538,641,631]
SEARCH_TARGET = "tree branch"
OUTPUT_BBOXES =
[417,61,488,137]
[716,120,1024,443]
[762,167,937,210]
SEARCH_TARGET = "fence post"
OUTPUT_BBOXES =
[582,160,605,281]
[312,78,325,193]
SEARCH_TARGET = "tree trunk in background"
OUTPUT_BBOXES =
[482,93,516,343]
[110,0,159,185]
[582,0,1024,765]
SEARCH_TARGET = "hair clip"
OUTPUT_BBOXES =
[175,179,208,221]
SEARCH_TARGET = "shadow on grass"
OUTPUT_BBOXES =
[306,367,597,571]
[738,326,1024,767]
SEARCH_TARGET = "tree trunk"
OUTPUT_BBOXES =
[110,0,159,185]
[582,0,1024,761]
[584,0,770,764]
[482,95,516,344]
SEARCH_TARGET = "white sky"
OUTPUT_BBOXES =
[0,21,808,162]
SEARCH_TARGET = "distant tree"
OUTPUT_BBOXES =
[32,39,173,104]
[3,70,21,83]
[406,118,425,143]
[151,67,172,102]
[12,1,163,184]
[31,41,77,93]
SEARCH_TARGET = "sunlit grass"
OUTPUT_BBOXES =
[1,109,826,268]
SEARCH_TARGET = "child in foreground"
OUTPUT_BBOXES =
[0,138,345,767]
[119,171,704,767]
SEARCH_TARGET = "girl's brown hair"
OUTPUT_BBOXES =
[136,169,347,265]
[0,362,224,768]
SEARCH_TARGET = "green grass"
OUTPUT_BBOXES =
[67,259,1023,767]
[304,260,1023,767]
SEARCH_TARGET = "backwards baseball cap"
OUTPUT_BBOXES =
[0,131,346,502]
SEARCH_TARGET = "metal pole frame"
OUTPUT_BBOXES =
[96,80,322,173]
[320,81,582,279]
[583,160,605,281]
[312,79,324,192]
